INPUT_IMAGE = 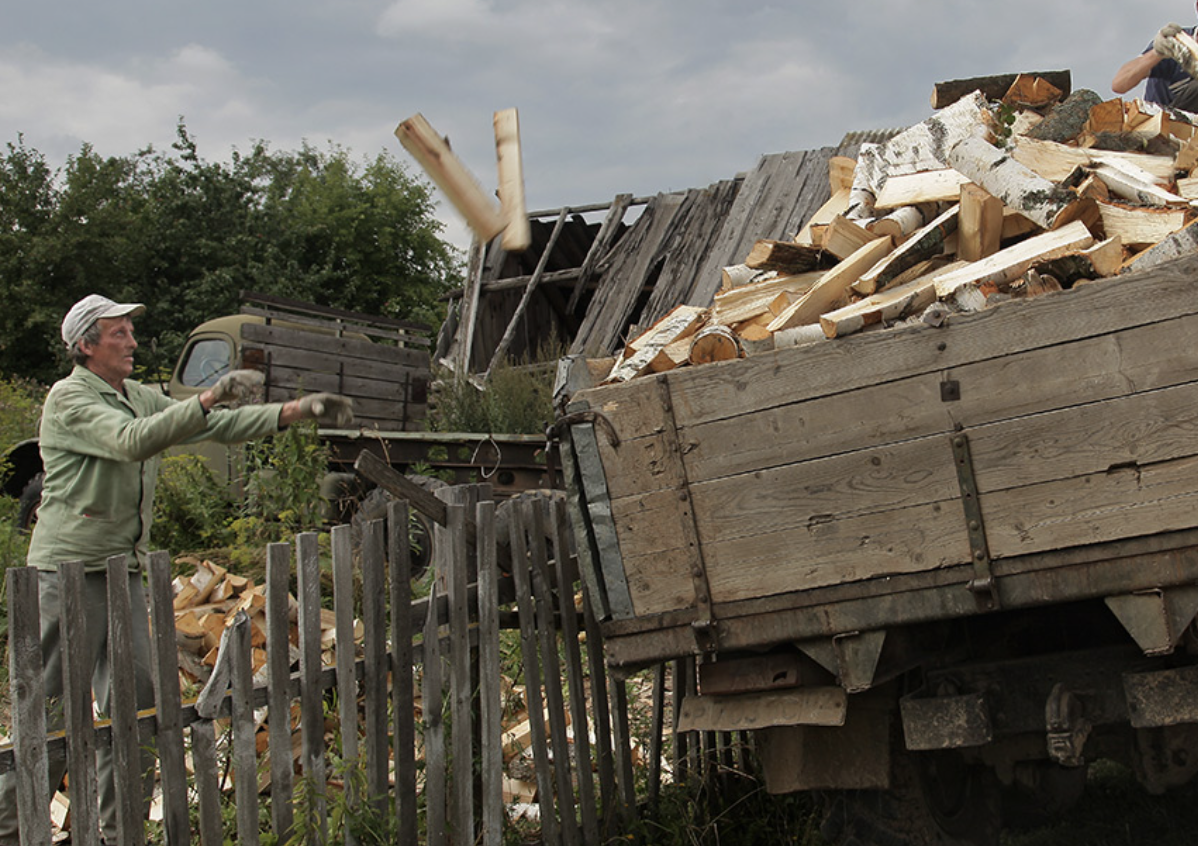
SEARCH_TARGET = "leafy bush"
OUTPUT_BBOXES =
[151,454,235,553]
[429,341,562,435]
[0,377,45,449]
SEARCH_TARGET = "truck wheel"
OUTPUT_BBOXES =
[350,477,445,580]
[821,748,1001,846]
[17,472,43,533]
[1000,761,1086,830]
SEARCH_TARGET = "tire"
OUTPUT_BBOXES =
[821,746,1002,846]
[1000,760,1086,831]
[16,472,43,533]
[350,475,447,580]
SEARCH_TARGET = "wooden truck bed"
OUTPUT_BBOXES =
[562,254,1198,667]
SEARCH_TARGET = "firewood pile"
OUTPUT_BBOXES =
[601,70,1198,384]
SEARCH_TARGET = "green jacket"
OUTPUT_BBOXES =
[28,366,285,573]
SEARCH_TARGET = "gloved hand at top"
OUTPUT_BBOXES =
[297,392,354,428]
[209,369,265,405]
[1155,23,1198,77]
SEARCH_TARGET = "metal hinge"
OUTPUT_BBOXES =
[950,433,999,610]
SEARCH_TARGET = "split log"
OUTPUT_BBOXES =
[822,261,965,339]
[829,157,857,193]
[958,183,1004,262]
[1092,158,1188,206]
[853,204,959,296]
[689,325,742,365]
[1025,89,1103,143]
[744,240,826,274]
[720,264,771,291]
[1119,219,1198,273]
[1002,73,1064,109]
[1011,135,1176,183]
[930,70,1071,109]
[395,113,505,241]
[868,203,938,242]
[947,135,1092,230]
[606,305,706,383]
[795,188,851,246]
[874,169,971,210]
[933,219,1094,303]
[1029,236,1123,287]
[1097,201,1188,247]
[1084,98,1126,135]
[1175,175,1198,200]
[820,216,877,260]
[1175,134,1198,173]
[711,272,822,326]
[494,108,531,252]
[1001,209,1042,241]
[768,236,893,332]
[1009,268,1063,298]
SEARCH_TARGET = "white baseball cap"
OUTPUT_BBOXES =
[61,294,146,349]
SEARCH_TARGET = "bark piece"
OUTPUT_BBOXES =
[1026,89,1104,143]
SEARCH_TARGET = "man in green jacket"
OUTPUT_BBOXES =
[0,294,353,844]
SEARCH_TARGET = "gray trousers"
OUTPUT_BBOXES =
[1169,78,1198,113]
[0,569,157,843]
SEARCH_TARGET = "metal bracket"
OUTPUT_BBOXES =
[1046,683,1090,767]
[950,433,1000,610]
[656,376,719,654]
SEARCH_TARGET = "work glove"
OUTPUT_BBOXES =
[297,392,354,428]
[1154,23,1198,77]
[209,369,264,405]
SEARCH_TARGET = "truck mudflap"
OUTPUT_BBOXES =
[676,686,846,733]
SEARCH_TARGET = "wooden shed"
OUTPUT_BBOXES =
[435,131,902,377]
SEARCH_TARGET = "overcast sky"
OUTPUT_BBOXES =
[2,1,1193,251]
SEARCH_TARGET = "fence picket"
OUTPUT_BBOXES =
[190,720,223,846]
[230,613,260,846]
[265,542,296,839]
[332,524,361,846]
[148,551,191,845]
[8,566,51,846]
[106,555,146,846]
[423,575,448,846]
[508,507,561,845]
[58,561,100,846]
[476,500,503,846]
[360,517,389,814]
[446,500,474,846]
[296,531,329,841]
[579,559,616,834]
[388,499,419,845]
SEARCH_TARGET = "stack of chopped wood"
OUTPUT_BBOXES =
[602,70,1198,384]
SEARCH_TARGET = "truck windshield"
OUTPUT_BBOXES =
[178,338,233,388]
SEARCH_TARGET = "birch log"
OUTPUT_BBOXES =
[868,203,938,241]
[947,135,1091,230]
[853,204,959,295]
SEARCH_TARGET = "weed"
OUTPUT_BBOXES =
[429,338,563,435]
[152,454,235,553]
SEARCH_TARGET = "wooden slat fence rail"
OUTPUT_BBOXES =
[1,485,642,845]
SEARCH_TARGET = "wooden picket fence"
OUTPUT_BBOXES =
[0,485,642,845]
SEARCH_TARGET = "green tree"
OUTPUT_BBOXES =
[0,125,461,384]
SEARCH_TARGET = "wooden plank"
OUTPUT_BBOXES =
[509,508,561,844]
[389,500,419,846]
[296,532,328,841]
[395,113,504,241]
[527,501,581,846]
[230,614,260,846]
[570,193,635,312]
[476,501,504,846]
[874,169,971,210]
[494,107,531,252]
[265,543,296,840]
[768,236,893,332]
[106,558,146,846]
[606,675,638,832]
[9,566,51,846]
[240,321,429,369]
[147,552,191,846]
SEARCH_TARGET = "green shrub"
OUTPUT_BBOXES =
[152,454,236,553]
[429,339,563,435]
